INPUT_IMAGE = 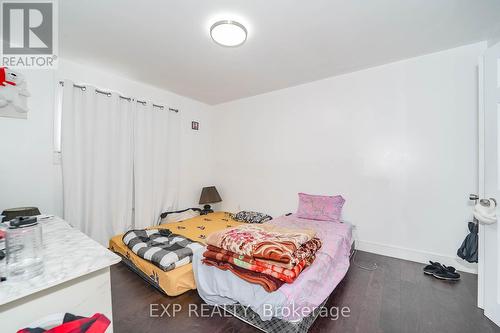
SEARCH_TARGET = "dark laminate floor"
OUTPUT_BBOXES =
[110,251,499,333]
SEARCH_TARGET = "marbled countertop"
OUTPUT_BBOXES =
[0,216,121,306]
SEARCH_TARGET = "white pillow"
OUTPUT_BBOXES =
[161,209,200,224]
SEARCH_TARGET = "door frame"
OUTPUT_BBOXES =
[478,55,485,309]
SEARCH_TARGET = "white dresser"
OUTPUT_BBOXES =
[0,216,121,332]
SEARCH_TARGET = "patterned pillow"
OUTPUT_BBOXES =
[233,211,273,224]
[296,193,345,221]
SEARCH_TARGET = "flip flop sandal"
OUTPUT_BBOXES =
[432,266,460,281]
[423,261,443,275]
[443,265,457,272]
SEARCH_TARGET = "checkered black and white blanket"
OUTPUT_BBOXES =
[122,229,203,271]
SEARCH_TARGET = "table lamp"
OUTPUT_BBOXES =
[199,186,222,215]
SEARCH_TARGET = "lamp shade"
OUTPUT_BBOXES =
[199,186,222,205]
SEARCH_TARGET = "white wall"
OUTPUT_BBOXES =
[0,70,60,215]
[211,42,486,273]
[0,59,214,217]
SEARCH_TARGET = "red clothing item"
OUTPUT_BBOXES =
[18,313,110,333]
[0,67,16,86]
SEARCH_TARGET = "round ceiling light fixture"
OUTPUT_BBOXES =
[210,20,247,47]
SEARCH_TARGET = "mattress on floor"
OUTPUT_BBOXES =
[109,212,242,296]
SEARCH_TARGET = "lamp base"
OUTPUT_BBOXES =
[200,204,213,215]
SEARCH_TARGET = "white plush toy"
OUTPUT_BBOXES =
[0,67,30,115]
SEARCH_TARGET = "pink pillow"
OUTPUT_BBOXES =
[296,193,345,221]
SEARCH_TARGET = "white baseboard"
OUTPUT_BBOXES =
[355,239,478,274]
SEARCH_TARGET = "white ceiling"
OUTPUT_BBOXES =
[60,0,500,105]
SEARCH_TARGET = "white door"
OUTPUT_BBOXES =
[480,41,500,326]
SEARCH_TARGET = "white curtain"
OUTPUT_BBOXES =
[61,80,134,245]
[133,102,180,229]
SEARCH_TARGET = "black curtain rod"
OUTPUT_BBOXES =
[58,81,179,113]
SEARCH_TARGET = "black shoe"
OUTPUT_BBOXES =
[423,261,443,275]
[432,265,460,281]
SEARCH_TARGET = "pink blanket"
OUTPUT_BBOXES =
[267,215,352,320]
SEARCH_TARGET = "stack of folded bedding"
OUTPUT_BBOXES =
[202,224,322,292]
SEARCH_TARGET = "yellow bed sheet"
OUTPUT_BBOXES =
[109,212,242,296]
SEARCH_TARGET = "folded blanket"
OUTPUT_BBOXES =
[123,229,203,271]
[204,237,322,282]
[206,224,316,264]
[202,257,284,292]
[204,245,306,283]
